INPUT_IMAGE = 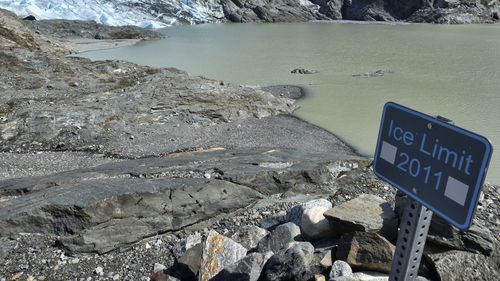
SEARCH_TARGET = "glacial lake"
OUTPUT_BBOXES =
[80,22,500,184]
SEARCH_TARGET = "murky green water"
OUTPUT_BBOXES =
[81,22,500,184]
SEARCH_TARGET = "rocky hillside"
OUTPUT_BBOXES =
[0,0,499,26]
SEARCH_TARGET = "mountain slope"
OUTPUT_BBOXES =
[0,0,498,27]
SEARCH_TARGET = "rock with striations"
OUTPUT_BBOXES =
[258,222,302,253]
[231,225,269,251]
[210,251,274,281]
[335,231,395,273]
[329,260,353,280]
[0,178,262,254]
[323,194,398,240]
[199,230,247,281]
[263,241,315,281]
[301,205,336,241]
[287,199,333,226]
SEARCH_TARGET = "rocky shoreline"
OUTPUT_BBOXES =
[0,8,499,281]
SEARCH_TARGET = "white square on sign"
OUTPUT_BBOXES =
[380,141,397,165]
[444,176,469,206]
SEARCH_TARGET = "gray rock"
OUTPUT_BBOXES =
[427,250,500,281]
[173,233,202,261]
[320,249,333,268]
[231,225,269,250]
[335,232,395,274]
[211,251,273,281]
[0,178,262,254]
[169,234,203,280]
[199,230,247,281]
[323,194,398,240]
[287,199,332,226]
[329,260,353,280]
[258,222,301,253]
[301,206,335,241]
[427,217,495,256]
[153,263,166,273]
[331,271,388,281]
[396,194,495,255]
[263,241,315,281]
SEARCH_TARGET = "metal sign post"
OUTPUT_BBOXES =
[389,200,432,281]
[373,102,493,281]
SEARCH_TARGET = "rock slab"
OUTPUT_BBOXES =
[324,194,398,240]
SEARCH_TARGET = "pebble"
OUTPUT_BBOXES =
[145,243,152,249]
[94,266,104,276]
[154,263,166,273]
[204,173,211,179]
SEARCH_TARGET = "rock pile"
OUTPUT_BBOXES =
[153,193,499,281]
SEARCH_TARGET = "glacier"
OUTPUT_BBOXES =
[0,0,226,28]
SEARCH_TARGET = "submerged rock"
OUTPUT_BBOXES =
[291,68,318,74]
[352,69,393,78]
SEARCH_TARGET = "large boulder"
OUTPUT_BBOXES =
[323,194,398,240]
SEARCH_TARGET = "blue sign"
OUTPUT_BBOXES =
[374,102,492,230]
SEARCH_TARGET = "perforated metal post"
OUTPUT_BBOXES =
[389,199,433,281]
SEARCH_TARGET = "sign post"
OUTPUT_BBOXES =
[373,102,493,280]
